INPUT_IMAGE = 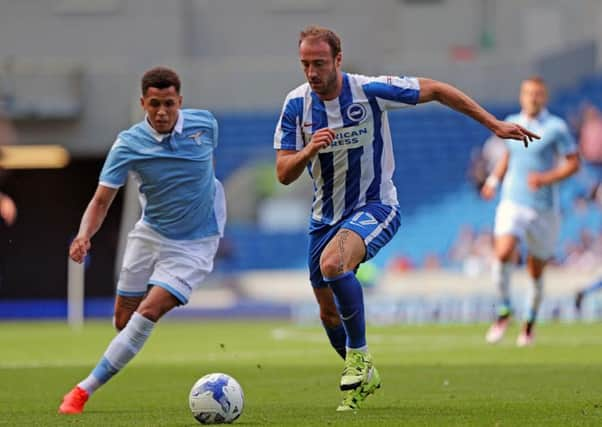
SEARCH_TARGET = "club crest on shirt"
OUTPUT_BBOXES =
[187,131,206,145]
[345,103,367,123]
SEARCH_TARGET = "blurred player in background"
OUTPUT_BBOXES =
[59,66,226,414]
[274,25,538,411]
[482,76,580,347]
[0,106,17,227]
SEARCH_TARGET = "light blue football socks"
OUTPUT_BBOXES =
[79,312,155,395]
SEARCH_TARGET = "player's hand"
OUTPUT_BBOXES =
[527,172,546,191]
[307,128,335,155]
[69,236,91,263]
[0,194,17,226]
[492,121,540,147]
[480,183,496,200]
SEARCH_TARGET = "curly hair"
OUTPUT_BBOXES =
[141,66,181,95]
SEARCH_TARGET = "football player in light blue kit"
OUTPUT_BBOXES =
[274,26,538,411]
[59,67,226,414]
[483,76,580,347]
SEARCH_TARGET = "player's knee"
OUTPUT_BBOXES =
[497,252,513,263]
[320,255,345,279]
[495,247,514,262]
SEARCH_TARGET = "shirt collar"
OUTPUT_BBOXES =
[144,110,184,142]
[520,108,549,124]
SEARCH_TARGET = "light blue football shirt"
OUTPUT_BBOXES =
[99,109,221,240]
[274,72,420,230]
[501,109,577,211]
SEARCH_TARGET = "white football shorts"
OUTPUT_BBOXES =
[494,200,559,260]
[116,180,226,305]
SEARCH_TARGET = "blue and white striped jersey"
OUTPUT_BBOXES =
[99,109,222,240]
[274,72,420,228]
[501,109,578,212]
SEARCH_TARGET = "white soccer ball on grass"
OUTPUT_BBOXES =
[189,373,244,424]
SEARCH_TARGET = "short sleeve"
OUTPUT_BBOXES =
[274,96,303,151]
[99,138,133,188]
[555,120,578,156]
[360,75,420,110]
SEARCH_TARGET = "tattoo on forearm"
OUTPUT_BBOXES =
[337,231,350,274]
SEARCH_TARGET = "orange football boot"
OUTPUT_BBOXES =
[58,386,89,414]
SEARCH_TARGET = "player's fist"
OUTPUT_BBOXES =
[308,128,335,155]
[480,183,496,200]
[527,172,546,191]
[69,236,91,263]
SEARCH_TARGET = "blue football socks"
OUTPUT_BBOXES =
[325,271,367,349]
[322,322,347,359]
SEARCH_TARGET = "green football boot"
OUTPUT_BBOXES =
[336,366,382,412]
[340,350,372,391]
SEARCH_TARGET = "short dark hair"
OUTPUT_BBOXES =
[141,66,181,95]
[299,25,341,58]
[524,75,547,87]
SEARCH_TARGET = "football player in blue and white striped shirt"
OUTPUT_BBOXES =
[274,25,538,412]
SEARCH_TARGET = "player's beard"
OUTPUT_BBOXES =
[311,68,338,98]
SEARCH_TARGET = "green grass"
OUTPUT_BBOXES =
[1,320,601,426]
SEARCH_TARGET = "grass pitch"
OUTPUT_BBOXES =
[1,320,601,426]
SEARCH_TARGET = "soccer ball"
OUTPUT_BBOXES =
[189,373,244,424]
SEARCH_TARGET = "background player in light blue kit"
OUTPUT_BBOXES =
[274,26,539,412]
[59,67,226,414]
[483,76,580,347]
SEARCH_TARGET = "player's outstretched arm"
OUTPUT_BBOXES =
[69,184,118,263]
[276,128,335,185]
[417,78,540,147]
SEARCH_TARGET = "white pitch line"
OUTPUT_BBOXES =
[270,327,602,347]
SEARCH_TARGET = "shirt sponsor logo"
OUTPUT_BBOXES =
[304,123,372,153]
[331,127,368,147]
